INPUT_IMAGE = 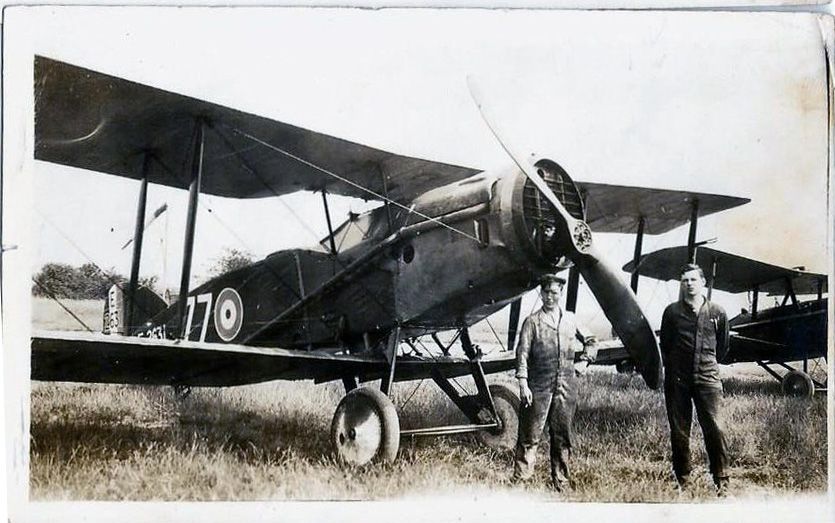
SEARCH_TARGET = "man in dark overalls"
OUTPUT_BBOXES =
[660,263,730,496]
[513,273,595,491]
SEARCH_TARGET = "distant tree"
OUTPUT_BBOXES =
[32,262,159,299]
[32,262,78,298]
[208,248,255,277]
[77,262,112,299]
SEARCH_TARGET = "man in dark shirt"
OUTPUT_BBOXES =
[660,263,730,496]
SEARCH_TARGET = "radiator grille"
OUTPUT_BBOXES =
[521,160,585,258]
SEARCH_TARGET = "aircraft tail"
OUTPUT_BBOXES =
[102,284,168,335]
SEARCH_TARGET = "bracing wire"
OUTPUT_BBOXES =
[31,277,94,333]
[483,317,506,353]
[34,208,159,323]
[413,333,472,397]
[399,379,425,411]
[208,124,400,339]
[224,124,482,244]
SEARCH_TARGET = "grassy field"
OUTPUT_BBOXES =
[31,297,103,332]
[28,297,828,502]
[29,372,827,501]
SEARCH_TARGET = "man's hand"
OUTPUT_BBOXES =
[581,335,598,363]
[518,379,533,408]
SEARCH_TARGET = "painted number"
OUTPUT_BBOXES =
[184,293,213,342]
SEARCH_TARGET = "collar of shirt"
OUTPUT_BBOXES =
[540,307,563,330]
[682,296,706,314]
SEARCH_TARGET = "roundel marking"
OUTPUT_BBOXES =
[214,287,243,342]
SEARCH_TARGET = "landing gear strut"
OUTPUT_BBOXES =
[329,326,520,465]
[476,383,520,450]
[756,360,824,399]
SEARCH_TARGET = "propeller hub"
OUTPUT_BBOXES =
[572,220,593,254]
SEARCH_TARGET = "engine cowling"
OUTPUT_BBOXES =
[506,158,587,270]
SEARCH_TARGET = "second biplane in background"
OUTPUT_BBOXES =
[624,245,828,398]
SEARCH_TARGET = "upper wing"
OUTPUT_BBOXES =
[31,330,514,387]
[576,182,750,235]
[34,56,481,202]
[622,246,828,295]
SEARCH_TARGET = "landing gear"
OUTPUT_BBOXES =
[330,326,520,465]
[331,387,400,465]
[476,383,520,451]
[756,360,825,399]
[782,370,815,399]
[616,359,636,374]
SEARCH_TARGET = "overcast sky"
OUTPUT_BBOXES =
[4,7,830,333]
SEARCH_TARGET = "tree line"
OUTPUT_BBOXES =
[31,262,158,300]
[32,248,254,300]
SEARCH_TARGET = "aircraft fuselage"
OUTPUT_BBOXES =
[724,298,827,364]
[137,160,585,353]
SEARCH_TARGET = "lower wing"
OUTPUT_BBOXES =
[32,330,514,387]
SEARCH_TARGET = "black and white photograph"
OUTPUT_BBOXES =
[2,5,832,522]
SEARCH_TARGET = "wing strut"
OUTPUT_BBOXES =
[126,152,152,334]
[321,189,338,255]
[380,325,400,396]
[630,216,646,293]
[707,255,718,300]
[780,277,799,308]
[687,199,700,262]
[507,299,522,349]
[379,164,395,235]
[176,120,206,338]
[565,266,580,312]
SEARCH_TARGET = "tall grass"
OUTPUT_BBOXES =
[30,369,826,502]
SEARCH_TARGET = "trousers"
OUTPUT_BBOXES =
[664,377,729,482]
[513,383,576,486]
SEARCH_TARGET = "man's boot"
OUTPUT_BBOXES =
[675,474,692,493]
[715,477,730,498]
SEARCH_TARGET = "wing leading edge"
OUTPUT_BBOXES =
[623,246,828,295]
[34,56,481,202]
[577,182,749,235]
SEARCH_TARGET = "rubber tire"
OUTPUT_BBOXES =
[782,370,815,399]
[331,387,400,465]
[477,384,520,451]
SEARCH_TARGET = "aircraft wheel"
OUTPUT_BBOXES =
[477,384,520,451]
[331,386,400,465]
[782,370,815,399]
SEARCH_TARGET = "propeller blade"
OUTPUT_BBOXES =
[467,77,663,389]
[507,298,522,350]
[467,77,592,258]
[573,247,662,388]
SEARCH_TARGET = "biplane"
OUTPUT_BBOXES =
[624,245,828,398]
[31,56,748,465]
